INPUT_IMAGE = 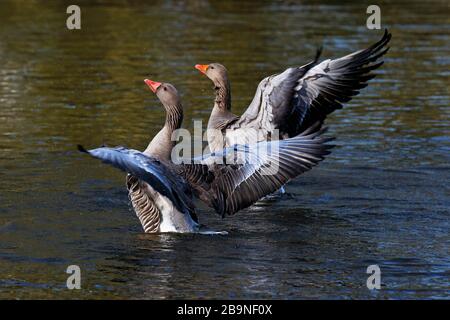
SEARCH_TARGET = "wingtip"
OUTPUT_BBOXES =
[323,136,336,143]
[382,28,392,44]
[314,45,323,63]
[77,144,89,153]
[367,28,392,54]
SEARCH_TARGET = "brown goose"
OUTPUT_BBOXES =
[127,79,198,233]
[79,80,334,233]
[124,79,194,233]
[195,30,391,152]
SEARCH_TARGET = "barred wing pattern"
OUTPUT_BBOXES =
[232,30,391,138]
[182,122,334,216]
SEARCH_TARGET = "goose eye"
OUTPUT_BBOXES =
[210,66,214,69]
[163,87,167,91]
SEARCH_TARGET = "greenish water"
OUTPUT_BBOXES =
[0,0,449,299]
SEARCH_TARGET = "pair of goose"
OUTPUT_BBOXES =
[80,30,391,234]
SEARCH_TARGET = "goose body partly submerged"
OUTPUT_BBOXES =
[79,80,333,233]
[127,80,198,233]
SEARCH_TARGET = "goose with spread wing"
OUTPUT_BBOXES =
[79,80,333,233]
[195,30,391,152]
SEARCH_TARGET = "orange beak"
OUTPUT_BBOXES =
[144,79,161,93]
[195,64,209,74]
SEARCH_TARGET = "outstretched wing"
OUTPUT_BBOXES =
[290,29,391,135]
[78,145,195,215]
[180,122,334,217]
[229,49,321,135]
[79,123,333,218]
[232,30,391,138]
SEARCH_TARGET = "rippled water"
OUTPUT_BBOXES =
[0,0,449,299]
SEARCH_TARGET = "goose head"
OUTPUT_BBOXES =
[195,63,229,88]
[144,79,182,111]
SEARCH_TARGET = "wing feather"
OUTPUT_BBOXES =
[180,122,334,217]
[78,145,195,215]
[229,30,391,140]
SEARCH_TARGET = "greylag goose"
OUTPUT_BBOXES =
[79,79,334,233]
[195,30,391,152]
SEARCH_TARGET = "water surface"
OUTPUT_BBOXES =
[0,0,449,299]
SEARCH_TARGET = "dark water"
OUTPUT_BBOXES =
[0,0,449,299]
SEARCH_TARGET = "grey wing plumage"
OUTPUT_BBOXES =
[233,30,391,138]
[78,145,194,215]
[290,29,391,135]
[180,122,334,217]
[231,49,321,134]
